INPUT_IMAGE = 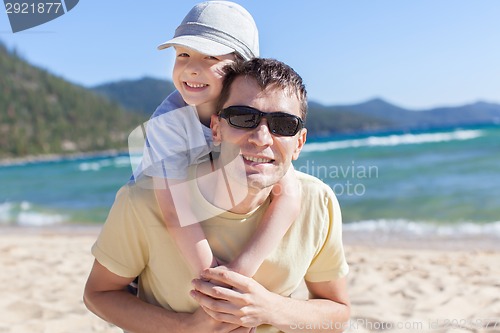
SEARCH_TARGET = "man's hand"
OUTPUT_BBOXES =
[84,260,252,333]
[187,306,254,333]
[190,267,278,328]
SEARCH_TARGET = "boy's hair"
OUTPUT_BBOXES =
[216,58,308,122]
[158,1,259,61]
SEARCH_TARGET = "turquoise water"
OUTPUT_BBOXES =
[0,155,133,226]
[1,125,499,236]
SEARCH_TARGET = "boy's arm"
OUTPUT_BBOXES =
[228,165,300,276]
[83,260,243,333]
[154,177,217,275]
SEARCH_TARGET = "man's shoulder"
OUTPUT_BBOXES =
[119,178,159,210]
[295,170,340,214]
[107,178,167,231]
[295,171,335,197]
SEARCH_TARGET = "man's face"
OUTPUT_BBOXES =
[211,76,307,191]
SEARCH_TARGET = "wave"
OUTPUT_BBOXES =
[303,129,483,153]
[78,156,132,172]
[0,150,128,168]
[344,219,500,237]
[0,201,68,227]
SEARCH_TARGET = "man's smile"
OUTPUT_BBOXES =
[242,154,275,164]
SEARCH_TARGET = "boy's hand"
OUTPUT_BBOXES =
[206,260,233,288]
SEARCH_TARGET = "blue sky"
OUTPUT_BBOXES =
[1,0,499,109]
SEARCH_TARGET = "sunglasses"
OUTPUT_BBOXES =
[219,105,304,137]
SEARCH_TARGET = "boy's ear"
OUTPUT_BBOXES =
[210,114,221,146]
[292,128,307,160]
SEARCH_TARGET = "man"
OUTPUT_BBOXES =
[84,58,350,333]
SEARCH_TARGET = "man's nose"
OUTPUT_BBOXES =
[248,120,273,146]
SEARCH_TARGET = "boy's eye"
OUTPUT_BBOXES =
[177,53,190,57]
[207,56,219,61]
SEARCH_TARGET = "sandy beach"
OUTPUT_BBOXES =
[1,226,499,333]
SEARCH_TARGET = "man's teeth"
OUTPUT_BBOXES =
[244,156,272,163]
[186,82,207,88]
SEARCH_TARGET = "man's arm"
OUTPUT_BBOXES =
[83,260,245,333]
[190,267,350,333]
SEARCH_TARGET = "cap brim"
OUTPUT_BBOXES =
[157,35,235,56]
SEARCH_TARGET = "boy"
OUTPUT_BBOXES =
[133,1,301,280]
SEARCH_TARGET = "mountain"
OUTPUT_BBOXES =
[333,98,500,132]
[335,98,417,127]
[93,78,500,137]
[92,77,175,114]
[0,42,146,158]
[305,101,390,136]
[423,102,500,127]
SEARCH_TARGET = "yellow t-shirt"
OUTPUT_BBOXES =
[92,171,349,333]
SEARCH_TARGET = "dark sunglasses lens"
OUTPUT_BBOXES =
[269,116,300,136]
[222,107,302,136]
[229,113,258,128]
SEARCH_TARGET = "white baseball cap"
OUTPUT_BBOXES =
[158,1,259,60]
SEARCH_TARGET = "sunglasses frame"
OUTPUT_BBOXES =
[219,105,304,137]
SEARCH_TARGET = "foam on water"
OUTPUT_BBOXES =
[17,211,67,226]
[344,219,500,237]
[78,156,132,172]
[303,129,483,153]
[0,201,68,226]
[0,202,13,222]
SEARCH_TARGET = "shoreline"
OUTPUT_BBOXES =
[343,229,500,252]
[2,224,500,252]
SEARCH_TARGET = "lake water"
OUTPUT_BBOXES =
[1,124,499,237]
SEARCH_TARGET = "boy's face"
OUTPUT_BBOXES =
[172,46,235,112]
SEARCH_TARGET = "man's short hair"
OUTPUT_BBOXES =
[216,58,308,122]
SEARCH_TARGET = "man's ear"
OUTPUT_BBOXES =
[292,128,307,160]
[211,114,221,146]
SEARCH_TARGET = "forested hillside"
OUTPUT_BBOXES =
[0,42,146,158]
[92,77,175,115]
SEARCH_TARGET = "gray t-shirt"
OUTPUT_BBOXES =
[129,91,213,181]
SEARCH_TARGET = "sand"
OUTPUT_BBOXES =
[0,227,120,333]
[1,226,499,333]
